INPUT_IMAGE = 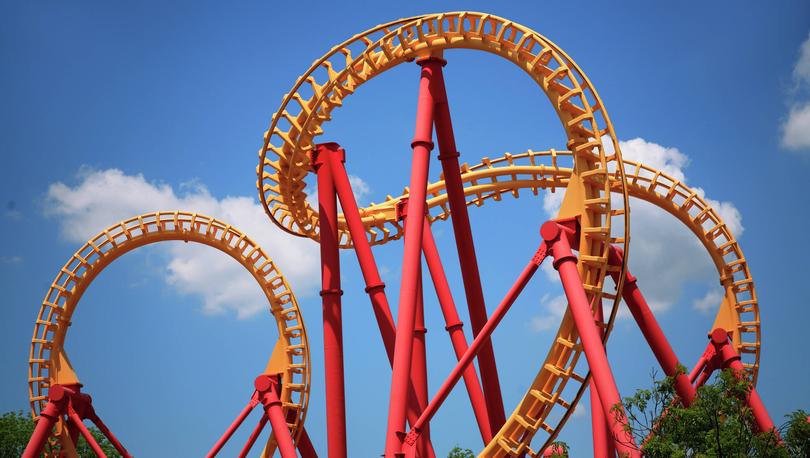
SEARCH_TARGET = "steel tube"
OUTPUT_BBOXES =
[67,407,107,458]
[589,302,616,458]
[316,151,347,458]
[238,415,269,458]
[263,384,298,458]
[421,217,493,443]
[542,222,638,457]
[205,394,259,457]
[431,57,507,433]
[608,246,696,406]
[384,57,437,457]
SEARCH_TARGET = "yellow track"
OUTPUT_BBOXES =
[28,212,310,456]
[255,12,760,457]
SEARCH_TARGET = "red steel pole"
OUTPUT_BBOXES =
[404,245,546,450]
[431,58,506,432]
[541,221,639,457]
[328,151,436,453]
[384,56,437,457]
[206,393,260,457]
[297,427,318,458]
[327,146,397,361]
[67,406,108,458]
[22,385,68,458]
[315,145,347,458]
[258,378,298,458]
[711,329,776,434]
[86,412,131,457]
[608,246,696,406]
[410,271,433,458]
[421,217,493,444]
[589,301,616,458]
[237,415,269,458]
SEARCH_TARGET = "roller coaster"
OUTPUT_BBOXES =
[22,12,775,458]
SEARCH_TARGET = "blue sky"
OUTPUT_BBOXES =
[2,1,810,456]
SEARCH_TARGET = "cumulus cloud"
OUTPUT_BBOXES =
[540,137,743,315]
[693,287,724,315]
[44,167,325,318]
[529,294,568,332]
[781,32,810,151]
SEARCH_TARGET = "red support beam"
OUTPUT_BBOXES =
[22,386,68,458]
[384,55,438,457]
[589,302,616,458]
[314,144,348,458]
[298,427,318,458]
[256,376,297,458]
[328,150,435,455]
[403,242,547,451]
[327,145,397,362]
[541,221,639,457]
[206,393,260,457]
[421,217,492,444]
[430,56,507,433]
[238,415,269,458]
[66,406,107,458]
[410,271,432,458]
[607,246,696,406]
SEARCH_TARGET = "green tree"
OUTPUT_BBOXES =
[0,410,121,457]
[447,445,474,458]
[619,369,809,457]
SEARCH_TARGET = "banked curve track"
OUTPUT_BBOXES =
[28,212,311,456]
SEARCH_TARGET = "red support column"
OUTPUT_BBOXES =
[256,376,297,458]
[314,144,347,458]
[22,385,69,458]
[421,217,492,444]
[66,406,107,458]
[404,244,546,450]
[297,427,318,458]
[206,394,261,457]
[541,221,639,457]
[607,246,696,406]
[326,145,397,362]
[430,54,507,434]
[410,271,432,458]
[384,55,438,457]
[710,329,776,434]
[589,301,615,458]
[327,148,436,453]
[238,415,269,458]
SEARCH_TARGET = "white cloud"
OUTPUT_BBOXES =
[305,173,372,210]
[793,31,810,86]
[542,137,742,314]
[693,287,724,315]
[781,32,810,152]
[44,168,320,318]
[781,103,810,150]
[529,294,568,332]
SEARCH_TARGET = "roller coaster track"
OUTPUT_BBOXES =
[28,212,310,456]
[254,11,760,457]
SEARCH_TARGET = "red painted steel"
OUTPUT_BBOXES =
[431,58,507,433]
[710,329,776,434]
[607,246,696,406]
[67,406,107,458]
[22,385,68,458]
[421,217,493,444]
[328,156,436,455]
[384,56,437,457]
[541,221,639,457]
[327,146,397,361]
[589,302,616,458]
[403,242,547,451]
[298,427,318,458]
[315,144,348,458]
[257,376,298,458]
[410,272,433,458]
[206,393,260,457]
[238,415,269,458]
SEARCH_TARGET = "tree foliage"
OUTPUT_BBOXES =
[619,369,809,457]
[0,410,121,458]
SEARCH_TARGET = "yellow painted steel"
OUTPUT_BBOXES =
[28,212,310,456]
